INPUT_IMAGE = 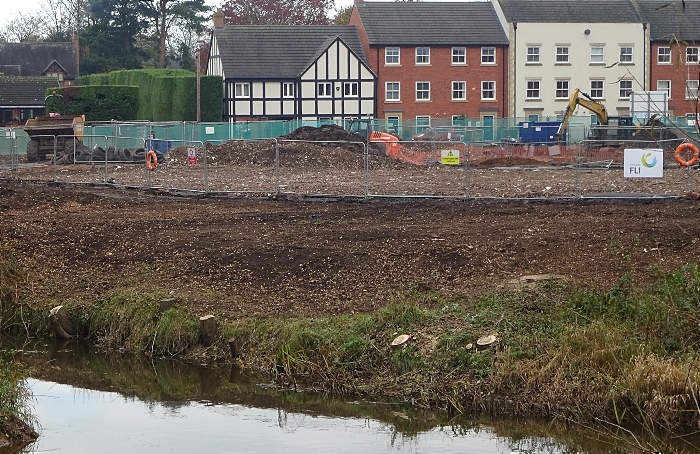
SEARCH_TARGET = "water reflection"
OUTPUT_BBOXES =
[25,379,520,454]
[4,337,697,454]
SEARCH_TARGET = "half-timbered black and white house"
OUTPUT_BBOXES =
[207,24,377,123]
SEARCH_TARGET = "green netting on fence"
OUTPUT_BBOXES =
[4,116,700,156]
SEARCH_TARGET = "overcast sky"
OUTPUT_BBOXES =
[2,0,357,28]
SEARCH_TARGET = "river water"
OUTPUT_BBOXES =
[5,337,691,453]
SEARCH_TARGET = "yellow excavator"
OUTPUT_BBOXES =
[555,88,636,143]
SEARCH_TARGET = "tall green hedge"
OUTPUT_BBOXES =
[77,69,223,122]
[44,86,139,121]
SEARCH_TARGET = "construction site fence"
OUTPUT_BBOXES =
[3,116,700,156]
[1,135,698,200]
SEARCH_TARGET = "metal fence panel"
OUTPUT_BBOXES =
[277,140,367,196]
[367,141,469,197]
[577,139,698,197]
[465,141,578,199]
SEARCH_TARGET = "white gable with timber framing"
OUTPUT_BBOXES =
[298,37,375,121]
[206,25,376,123]
[207,34,223,78]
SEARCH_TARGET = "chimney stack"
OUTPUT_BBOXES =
[213,10,224,28]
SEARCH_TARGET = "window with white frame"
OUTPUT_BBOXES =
[590,46,604,63]
[556,80,569,99]
[620,46,633,63]
[619,80,633,98]
[385,47,399,65]
[658,46,671,63]
[481,47,495,64]
[590,80,604,99]
[343,82,358,97]
[686,80,698,99]
[657,80,671,98]
[415,115,431,133]
[386,82,400,101]
[528,114,540,122]
[452,47,466,64]
[526,46,540,63]
[481,81,495,100]
[452,81,466,100]
[416,81,430,100]
[556,46,569,63]
[687,47,699,64]
[526,80,540,99]
[235,83,250,97]
[416,47,430,64]
[282,82,294,98]
[387,116,400,133]
[318,82,332,97]
[452,115,465,126]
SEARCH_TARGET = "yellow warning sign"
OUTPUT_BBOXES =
[441,149,460,165]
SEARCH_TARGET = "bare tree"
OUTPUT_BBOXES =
[220,0,333,25]
[1,12,45,43]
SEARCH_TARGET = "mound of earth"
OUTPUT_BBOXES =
[280,124,367,144]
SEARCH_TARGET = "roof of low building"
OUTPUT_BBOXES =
[214,25,369,79]
[498,0,642,23]
[354,1,508,46]
[0,42,77,78]
[636,0,700,41]
[0,76,57,107]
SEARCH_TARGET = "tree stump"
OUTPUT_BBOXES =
[49,305,77,339]
[158,298,176,313]
[199,315,218,347]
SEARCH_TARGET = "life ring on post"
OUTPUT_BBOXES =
[674,142,699,167]
[145,150,158,170]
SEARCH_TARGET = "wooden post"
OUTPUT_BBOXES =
[199,315,218,347]
[228,338,240,360]
[48,305,77,339]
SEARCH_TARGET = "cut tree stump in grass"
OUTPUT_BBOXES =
[49,305,77,339]
[158,298,176,313]
[199,315,218,347]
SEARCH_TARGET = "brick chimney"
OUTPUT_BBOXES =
[213,10,224,28]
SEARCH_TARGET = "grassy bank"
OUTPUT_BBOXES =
[0,251,38,448]
[4,253,700,438]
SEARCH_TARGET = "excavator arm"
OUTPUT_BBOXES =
[556,89,609,142]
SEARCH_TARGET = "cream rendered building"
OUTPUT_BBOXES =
[494,0,648,139]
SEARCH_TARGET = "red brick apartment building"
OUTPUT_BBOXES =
[350,0,509,133]
[638,0,700,120]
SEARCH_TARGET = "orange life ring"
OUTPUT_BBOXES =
[146,150,158,170]
[674,142,699,167]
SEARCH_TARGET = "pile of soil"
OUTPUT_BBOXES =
[280,124,367,144]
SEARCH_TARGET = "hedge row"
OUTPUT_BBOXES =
[76,69,223,122]
[45,86,139,121]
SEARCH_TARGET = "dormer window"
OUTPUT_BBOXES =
[46,72,64,82]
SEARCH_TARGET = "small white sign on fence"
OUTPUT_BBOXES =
[623,148,663,178]
[187,147,197,165]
